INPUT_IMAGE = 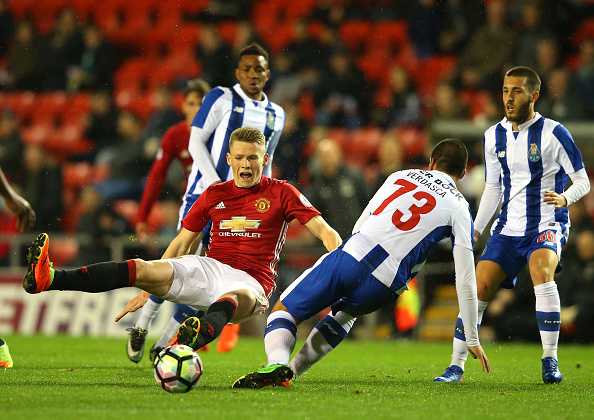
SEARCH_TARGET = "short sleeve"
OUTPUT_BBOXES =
[180,188,211,232]
[282,183,322,225]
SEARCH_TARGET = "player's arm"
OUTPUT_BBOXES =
[188,126,221,184]
[544,168,590,209]
[0,167,35,232]
[262,112,285,178]
[136,134,177,242]
[452,244,490,373]
[304,215,342,252]
[473,182,501,239]
[115,227,202,322]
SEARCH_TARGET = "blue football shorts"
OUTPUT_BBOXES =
[478,228,565,288]
[280,248,398,321]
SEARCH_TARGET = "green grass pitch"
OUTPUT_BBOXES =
[1,335,593,420]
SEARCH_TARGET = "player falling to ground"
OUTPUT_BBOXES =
[23,128,341,359]
[126,78,213,364]
[233,139,490,389]
[434,66,590,384]
[126,42,286,360]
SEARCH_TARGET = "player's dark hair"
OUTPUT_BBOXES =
[505,66,541,93]
[230,127,266,149]
[238,42,269,64]
[431,138,468,179]
[184,78,211,98]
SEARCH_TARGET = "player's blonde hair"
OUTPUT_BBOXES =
[229,127,266,150]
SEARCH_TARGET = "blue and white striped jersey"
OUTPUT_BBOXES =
[345,169,474,294]
[182,83,285,215]
[484,112,585,237]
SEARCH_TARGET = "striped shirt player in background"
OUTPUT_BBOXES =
[24,128,341,359]
[435,66,590,384]
[125,42,286,361]
[233,139,490,389]
[125,78,211,364]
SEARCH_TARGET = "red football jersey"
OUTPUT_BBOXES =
[181,176,321,295]
[137,121,193,223]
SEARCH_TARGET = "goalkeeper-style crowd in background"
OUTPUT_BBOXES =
[0,0,593,344]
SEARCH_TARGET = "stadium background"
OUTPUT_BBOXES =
[0,0,593,343]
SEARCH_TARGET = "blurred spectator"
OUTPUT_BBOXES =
[39,8,83,91]
[95,111,152,201]
[557,229,594,344]
[79,90,120,160]
[536,67,585,121]
[439,0,485,54]
[268,52,309,106]
[233,20,266,55]
[144,85,181,141]
[284,19,320,72]
[533,38,560,98]
[455,0,515,90]
[0,0,14,55]
[21,145,63,232]
[194,23,235,88]
[472,90,502,126]
[67,24,117,92]
[273,104,308,186]
[0,109,24,182]
[374,65,422,128]
[315,49,369,128]
[432,82,469,120]
[575,39,594,118]
[512,1,553,70]
[372,133,404,191]
[311,0,347,28]
[307,138,370,239]
[408,0,442,58]
[6,20,41,90]
[74,185,132,264]
[316,22,347,69]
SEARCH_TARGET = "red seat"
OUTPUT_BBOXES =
[368,20,409,55]
[7,92,36,122]
[62,162,96,191]
[343,127,383,168]
[392,127,428,160]
[339,20,372,55]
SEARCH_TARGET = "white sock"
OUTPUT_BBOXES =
[135,297,163,331]
[264,311,298,366]
[154,317,183,349]
[451,300,488,370]
[290,311,356,379]
[534,282,560,360]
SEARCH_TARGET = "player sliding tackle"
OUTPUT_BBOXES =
[233,138,490,389]
[22,127,342,355]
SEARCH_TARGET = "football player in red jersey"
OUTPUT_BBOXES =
[23,127,342,354]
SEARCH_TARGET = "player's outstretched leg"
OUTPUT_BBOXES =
[169,317,201,349]
[232,364,295,389]
[0,337,13,368]
[434,365,464,383]
[126,327,148,363]
[22,233,53,294]
[542,357,562,384]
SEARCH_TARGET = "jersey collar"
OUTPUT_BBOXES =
[501,112,542,132]
[233,83,269,106]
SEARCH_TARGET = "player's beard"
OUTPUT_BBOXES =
[506,100,532,125]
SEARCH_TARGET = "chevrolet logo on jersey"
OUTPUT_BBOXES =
[219,217,261,232]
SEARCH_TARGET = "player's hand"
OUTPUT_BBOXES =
[473,229,480,244]
[543,190,567,210]
[135,222,152,244]
[5,194,36,232]
[467,344,491,373]
[115,291,151,322]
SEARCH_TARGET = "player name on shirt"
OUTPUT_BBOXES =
[406,170,464,201]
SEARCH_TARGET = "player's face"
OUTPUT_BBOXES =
[227,140,269,188]
[182,91,203,125]
[236,55,270,101]
[502,76,536,126]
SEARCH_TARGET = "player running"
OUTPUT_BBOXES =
[23,128,341,356]
[233,138,490,389]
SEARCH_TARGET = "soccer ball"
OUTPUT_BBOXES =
[153,344,203,393]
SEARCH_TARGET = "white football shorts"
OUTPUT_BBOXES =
[161,255,269,322]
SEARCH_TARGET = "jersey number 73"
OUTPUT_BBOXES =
[372,179,436,231]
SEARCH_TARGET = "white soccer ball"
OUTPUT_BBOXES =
[153,344,203,393]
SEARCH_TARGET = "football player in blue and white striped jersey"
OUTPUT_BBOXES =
[435,66,590,384]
